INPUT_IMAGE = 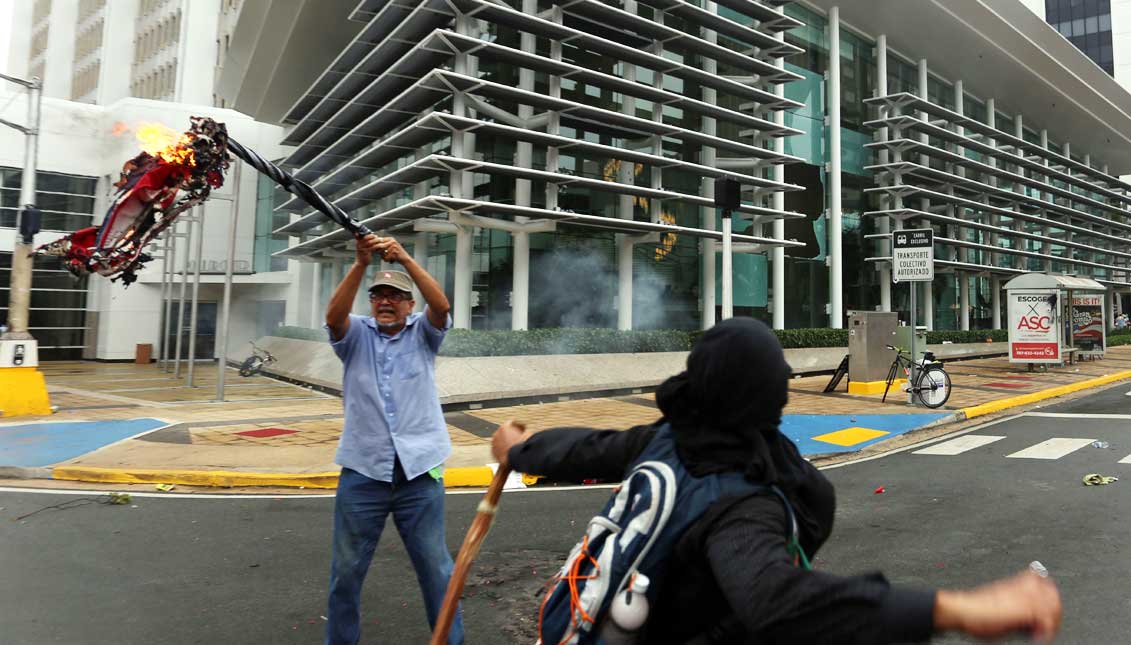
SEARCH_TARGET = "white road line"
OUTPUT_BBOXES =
[1119,454,1131,465]
[0,483,618,500]
[913,435,1007,456]
[1006,438,1096,460]
[820,414,1025,470]
[1024,412,1131,420]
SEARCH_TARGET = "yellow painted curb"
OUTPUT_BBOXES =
[848,379,904,396]
[962,370,1131,420]
[49,465,522,489]
[51,467,340,489]
[443,467,495,487]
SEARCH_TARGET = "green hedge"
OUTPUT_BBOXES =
[926,329,1007,344]
[440,328,692,356]
[1107,331,1131,347]
[271,325,1012,356]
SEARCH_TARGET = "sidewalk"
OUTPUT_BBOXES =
[3,348,1131,489]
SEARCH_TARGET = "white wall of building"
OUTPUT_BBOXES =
[40,0,79,99]
[1112,0,1131,90]
[1017,0,1046,19]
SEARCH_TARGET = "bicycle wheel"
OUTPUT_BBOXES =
[914,366,952,408]
[881,359,900,403]
[239,356,260,377]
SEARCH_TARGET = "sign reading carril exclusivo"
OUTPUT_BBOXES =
[891,229,934,283]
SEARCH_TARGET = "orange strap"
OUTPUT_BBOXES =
[538,535,602,645]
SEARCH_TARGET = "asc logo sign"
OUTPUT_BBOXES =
[1008,292,1059,363]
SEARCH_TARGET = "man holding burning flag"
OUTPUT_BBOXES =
[323,233,460,645]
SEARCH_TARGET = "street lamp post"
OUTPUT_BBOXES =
[0,71,51,416]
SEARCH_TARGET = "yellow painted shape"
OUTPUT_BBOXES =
[962,370,1131,420]
[0,367,52,416]
[52,466,341,489]
[51,465,505,489]
[848,380,905,396]
[812,426,890,447]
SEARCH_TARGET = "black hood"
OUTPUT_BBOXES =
[656,317,835,552]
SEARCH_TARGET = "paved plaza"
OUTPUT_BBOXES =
[2,348,1130,488]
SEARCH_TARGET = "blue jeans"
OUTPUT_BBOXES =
[326,464,464,645]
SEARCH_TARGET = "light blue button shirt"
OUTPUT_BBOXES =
[326,310,451,482]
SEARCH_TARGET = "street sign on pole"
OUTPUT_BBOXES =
[891,228,934,406]
[892,228,934,283]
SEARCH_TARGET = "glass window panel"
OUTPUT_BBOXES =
[1073,18,1085,33]
[1099,13,1111,30]
[1086,15,1098,31]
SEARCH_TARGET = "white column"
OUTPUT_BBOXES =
[1041,130,1053,273]
[618,236,634,330]
[954,81,969,331]
[616,0,639,331]
[700,2,718,329]
[310,261,322,328]
[454,225,473,329]
[413,232,429,314]
[917,58,933,330]
[772,3,787,329]
[827,6,843,329]
[876,34,892,312]
[991,276,1001,329]
[511,0,536,331]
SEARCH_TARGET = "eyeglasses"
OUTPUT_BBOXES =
[369,291,409,303]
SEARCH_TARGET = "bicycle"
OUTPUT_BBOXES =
[238,340,277,377]
[881,345,952,409]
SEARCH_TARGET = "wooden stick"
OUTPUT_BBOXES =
[431,464,511,645]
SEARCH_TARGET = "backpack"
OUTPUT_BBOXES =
[536,424,809,645]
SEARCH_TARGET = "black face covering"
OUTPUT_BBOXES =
[656,317,835,549]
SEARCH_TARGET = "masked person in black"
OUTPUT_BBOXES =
[491,318,1061,644]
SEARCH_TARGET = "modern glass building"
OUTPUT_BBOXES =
[239,0,1131,333]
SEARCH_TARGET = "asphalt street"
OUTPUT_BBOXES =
[3,385,1131,644]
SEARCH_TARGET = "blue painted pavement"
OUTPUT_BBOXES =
[782,413,951,456]
[0,418,167,468]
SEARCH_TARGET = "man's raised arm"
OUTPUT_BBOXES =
[326,234,377,340]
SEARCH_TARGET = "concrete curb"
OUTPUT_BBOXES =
[25,370,1131,490]
[957,369,1131,420]
[45,466,498,489]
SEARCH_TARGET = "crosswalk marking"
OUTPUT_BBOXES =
[1120,454,1131,465]
[913,435,1006,456]
[1006,438,1096,460]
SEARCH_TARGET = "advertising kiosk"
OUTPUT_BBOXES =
[1002,273,1106,368]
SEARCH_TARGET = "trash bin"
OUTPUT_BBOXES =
[135,343,152,364]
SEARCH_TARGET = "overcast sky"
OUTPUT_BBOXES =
[0,0,13,73]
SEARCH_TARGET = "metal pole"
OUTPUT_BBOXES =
[162,225,177,371]
[721,212,733,319]
[827,6,843,329]
[186,205,205,386]
[4,77,41,340]
[910,281,917,405]
[157,230,172,365]
[216,161,241,401]
[173,216,191,378]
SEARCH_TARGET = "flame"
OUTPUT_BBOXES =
[135,122,195,166]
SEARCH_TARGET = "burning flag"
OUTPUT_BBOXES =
[34,115,372,287]
[34,117,230,286]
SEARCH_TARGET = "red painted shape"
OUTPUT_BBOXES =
[236,427,299,438]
